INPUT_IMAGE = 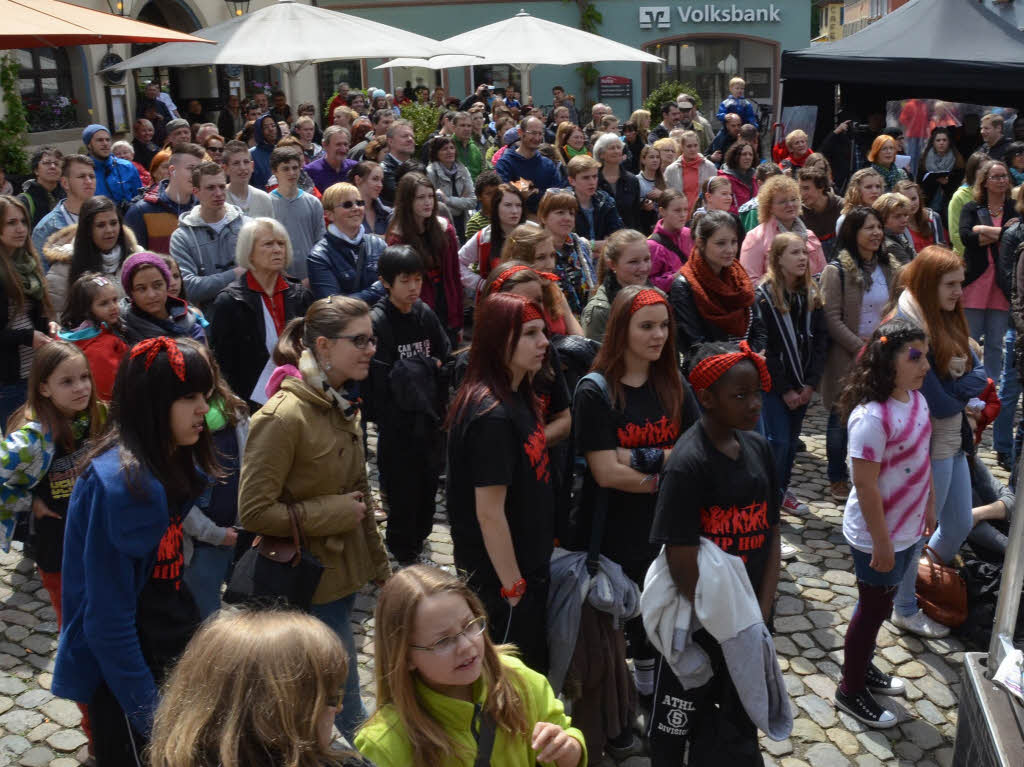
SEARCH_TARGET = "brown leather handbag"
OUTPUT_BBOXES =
[915,545,967,628]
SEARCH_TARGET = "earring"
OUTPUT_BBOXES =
[323,361,332,371]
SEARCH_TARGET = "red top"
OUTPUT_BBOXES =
[247,271,289,335]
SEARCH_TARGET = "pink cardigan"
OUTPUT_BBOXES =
[739,218,826,283]
[647,219,694,292]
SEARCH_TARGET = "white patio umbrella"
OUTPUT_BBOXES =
[105,0,463,101]
[376,9,663,102]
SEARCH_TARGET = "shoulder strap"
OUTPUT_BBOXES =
[472,704,497,767]
[650,231,687,262]
[829,259,845,294]
[574,372,611,574]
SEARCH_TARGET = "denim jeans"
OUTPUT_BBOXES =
[0,381,27,432]
[993,328,1021,455]
[182,543,234,620]
[761,391,808,496]
[311,593,366,742]
[965,307,1008,381]
[826,408,849,483]
[851,544,917,587]
[894,451,973,616]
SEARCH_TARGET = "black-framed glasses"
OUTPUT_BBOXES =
[338,199,366,209]
[325,691,342,708]
[410,616,487,654]
[333,333,377,350]
[206,145,224,153]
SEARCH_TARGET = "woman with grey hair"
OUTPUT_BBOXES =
[594,131,646,233]
[209,217,313,411]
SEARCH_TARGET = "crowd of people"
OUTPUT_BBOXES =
[0,78,1020,767]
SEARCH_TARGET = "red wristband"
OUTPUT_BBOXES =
[500,578,527,599]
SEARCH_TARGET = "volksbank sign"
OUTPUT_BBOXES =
[639,4,783,28]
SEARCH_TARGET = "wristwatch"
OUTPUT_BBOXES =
[500,578,527,600]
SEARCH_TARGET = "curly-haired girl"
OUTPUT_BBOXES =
[833,318,935,729]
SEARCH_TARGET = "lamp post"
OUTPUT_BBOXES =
[225,0,252,17]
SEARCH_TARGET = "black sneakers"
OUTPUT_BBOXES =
[835,687,898,728]
[865,664,906,696]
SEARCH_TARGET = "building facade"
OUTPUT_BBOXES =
[337,0,810,124]
[3,0,812,154]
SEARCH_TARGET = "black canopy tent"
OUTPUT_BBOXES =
[781,0,1024,137]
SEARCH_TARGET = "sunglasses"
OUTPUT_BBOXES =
[206,146,224,153]
[337,199,366,209]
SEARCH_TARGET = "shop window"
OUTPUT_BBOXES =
[17,48,78,133]
[318,60,363,113]
[644,38,776,128]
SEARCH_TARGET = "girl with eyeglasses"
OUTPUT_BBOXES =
[356,565,586,767]
[239,295,390,743]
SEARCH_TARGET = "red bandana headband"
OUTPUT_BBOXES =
[630,288,668,314]
[520,299,545,324]
[130,336,186,382]
[688,340,771,393]
[489,264,531,296]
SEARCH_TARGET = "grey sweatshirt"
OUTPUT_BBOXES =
[270,188,325,280]
[169,204,249,308]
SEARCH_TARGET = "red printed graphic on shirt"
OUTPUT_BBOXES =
[699,501,770,562]
[617,415,679,449]
[523,421,551,484]
[151,515,185,589]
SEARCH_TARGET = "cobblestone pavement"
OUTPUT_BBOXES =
[0,400,997,766]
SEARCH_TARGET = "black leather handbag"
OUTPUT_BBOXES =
[223,504,323,611]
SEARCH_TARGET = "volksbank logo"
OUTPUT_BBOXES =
[639,4,783,28]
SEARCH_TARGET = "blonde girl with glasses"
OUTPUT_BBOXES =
[356,565,586,767]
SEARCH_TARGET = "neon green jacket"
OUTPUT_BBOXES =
[949,184,974,256]
[355,654,587,767]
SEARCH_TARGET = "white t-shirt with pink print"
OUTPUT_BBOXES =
[843,391,933,554]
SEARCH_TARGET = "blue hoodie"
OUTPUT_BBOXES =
[249,113,283,190]
[53,447,200,735]
[92,153,142,206]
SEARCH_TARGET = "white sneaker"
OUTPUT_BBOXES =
[890,609,950,639]
[780,541,799,560]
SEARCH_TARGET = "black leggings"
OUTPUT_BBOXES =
[89,683,146,767]
[475,570,550,676]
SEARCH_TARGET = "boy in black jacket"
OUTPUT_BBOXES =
[365,245,451,566]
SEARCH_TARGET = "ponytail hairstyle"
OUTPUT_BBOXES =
[837,318,927,418]
[372,566,528,767]
[61,272,121,331]
[762,232,823,312]
[12,341,104,450]
[692,209,740,260]
[273,296,371,368]
[597,228,648,283]
[89,336,219,504]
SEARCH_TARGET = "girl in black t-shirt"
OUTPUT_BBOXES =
[445,292,555,674]
[646,341,781,766]
[574,284,699,708]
